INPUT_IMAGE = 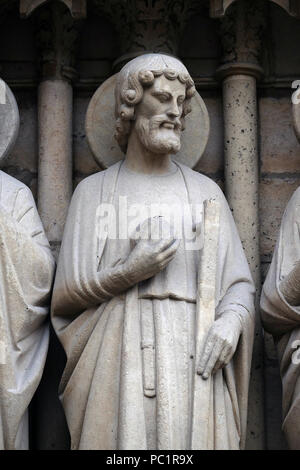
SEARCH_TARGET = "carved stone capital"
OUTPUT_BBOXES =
[210,0,300,19]
[32,1,85,81]
[20,0,86,19]
[91,0,201,63]
[216,61,264,81]
[216,0,266,77]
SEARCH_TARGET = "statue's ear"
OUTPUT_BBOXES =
[86,74,210,170]
[0,79,20,167]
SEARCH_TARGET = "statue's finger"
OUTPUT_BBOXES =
[201,339,223,379]
[197,336,216,375]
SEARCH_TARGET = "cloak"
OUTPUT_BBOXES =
[52,161,255,450]
[0,171,55,449]
[261,187,300,449]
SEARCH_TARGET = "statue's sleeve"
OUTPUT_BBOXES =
[0,184,55,351]
[261,188,300,337]
[214,189,256,331]
[0,184,55,449]
[51,174,113,328]
[209,188,255,450]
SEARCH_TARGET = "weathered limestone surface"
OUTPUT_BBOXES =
[222,74,260,288]
[38,80,73,251]
[261,181,300,449]
[52,54,255,450]
[0,79,55,449]
[0,0,300,450]
[74,93,223,178]
[260,97,300,174]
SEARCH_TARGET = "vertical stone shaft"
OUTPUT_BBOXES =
[216,0,266,450]
[220,70,264,450]
[222,73,260,288]
[21,1,86,449]
[38,79,72,256]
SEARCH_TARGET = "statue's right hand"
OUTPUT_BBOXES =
[123,237,180,284]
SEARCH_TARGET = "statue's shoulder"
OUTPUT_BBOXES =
[0,170,28,191]
[176,162,224,199]
[288,185,300,206]
[75,170,105,194]
[282,185,300,223]
[0,170,33,202]
[74,162,121,197]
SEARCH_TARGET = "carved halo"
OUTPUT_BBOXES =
[86,74,210,169]
[0,79,20,166]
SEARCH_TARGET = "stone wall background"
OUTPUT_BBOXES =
[0,2,300,449]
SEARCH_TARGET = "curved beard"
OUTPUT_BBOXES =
[135,115,182,155]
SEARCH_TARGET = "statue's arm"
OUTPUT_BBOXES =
[0,186,55,296]
[53,236,179,317]
[198,190,255,379]
[52,176,179,317]
[260,189,300,336]
[0,184,54,373]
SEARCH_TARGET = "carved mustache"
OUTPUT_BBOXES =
[149,115,182,132]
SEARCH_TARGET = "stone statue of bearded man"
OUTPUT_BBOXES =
[51,54,255,450]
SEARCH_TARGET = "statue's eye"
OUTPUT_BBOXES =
[159,94,170,102]
[177,97,185,106]
[153,92,170,102]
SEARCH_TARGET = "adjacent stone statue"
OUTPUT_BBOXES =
[0,79,55,449]
[260,103,300,448]
[51,54,255,450]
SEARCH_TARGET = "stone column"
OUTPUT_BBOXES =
[211,0,300,451]
[34,2,85,257]
[213,0,265,450]
[20,0,86,256]
[20,0,86,449]
[37,79,73,257]
[219,67,262,289]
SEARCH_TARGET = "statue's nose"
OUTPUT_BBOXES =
[167,101,180,118]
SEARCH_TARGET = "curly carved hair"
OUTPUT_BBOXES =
[114,54,196,153]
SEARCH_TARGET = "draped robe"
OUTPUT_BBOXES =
[52,160,255,450]
[0,170,55,449]
[261,187,300,449]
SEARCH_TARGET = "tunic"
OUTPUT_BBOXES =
[261,187,300,449]
[0,171,54,449]
[52,160,255,450]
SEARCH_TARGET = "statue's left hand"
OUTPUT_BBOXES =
[197,312,242,380]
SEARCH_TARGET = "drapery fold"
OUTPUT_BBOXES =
[0,171,55,449]
[52,161,255,450]
[261,187,300,449]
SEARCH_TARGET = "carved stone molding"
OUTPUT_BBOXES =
[210,0,236,18]
[33,1,86,81]
[210,0,300,18]
[20,0,86,19]
[216,0,265,78]
[91,0,202,62]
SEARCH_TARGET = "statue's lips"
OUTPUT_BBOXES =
[160,122,176,129]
